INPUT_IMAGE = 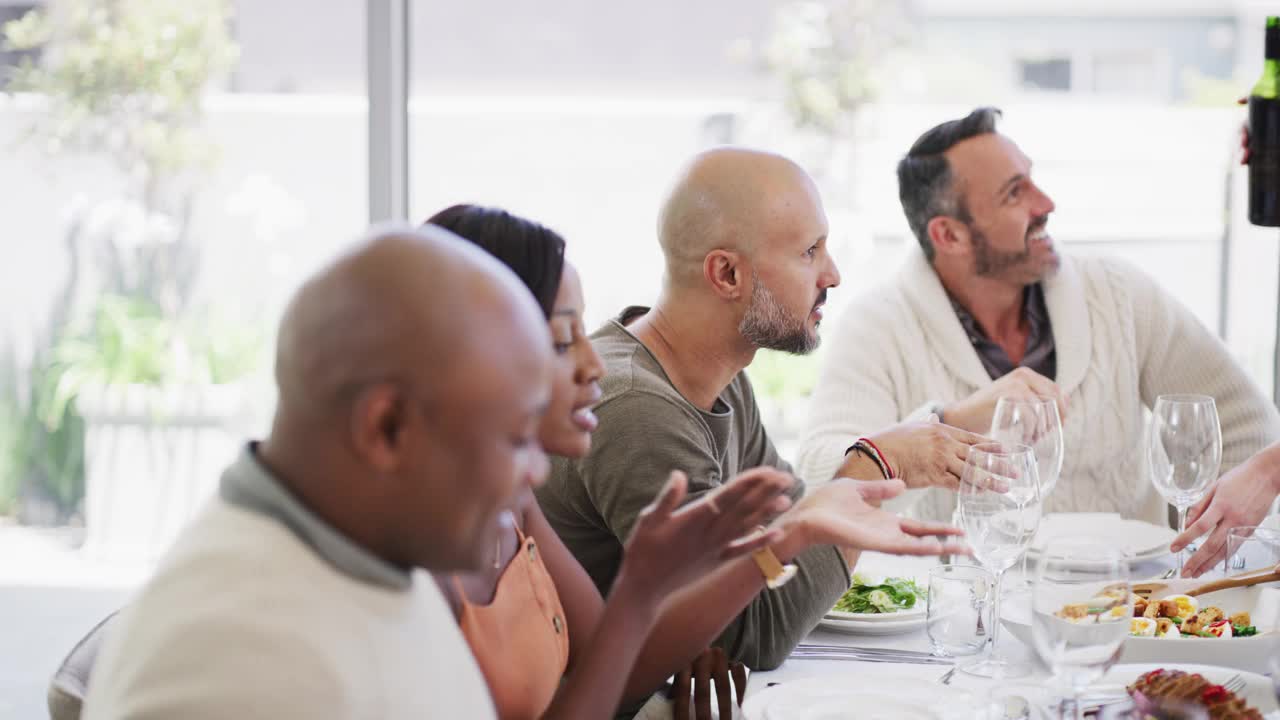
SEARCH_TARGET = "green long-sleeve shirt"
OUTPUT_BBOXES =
[535,307,850,715]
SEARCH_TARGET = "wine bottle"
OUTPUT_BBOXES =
[1249,16,1280,227]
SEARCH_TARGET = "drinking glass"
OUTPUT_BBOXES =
[956,442,1042,678]
[1147,395,1221,575]
[1224,525,1280,574]
[1031,540,1131,720]
[990,396,1064,591]
[927,564,994,658]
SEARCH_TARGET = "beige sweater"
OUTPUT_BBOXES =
[84,499,495,720]
[797,250,1280,524]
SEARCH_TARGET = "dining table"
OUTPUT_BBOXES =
[742,550,1186,719]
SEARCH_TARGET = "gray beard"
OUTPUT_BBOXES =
[738,276,819,355]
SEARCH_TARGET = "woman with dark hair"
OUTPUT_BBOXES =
[425,204,968,720]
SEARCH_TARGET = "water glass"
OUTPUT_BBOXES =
[1225,525,1280,574]
[1147,394,1221,575]
[927,564,994,657]
[1032,540,1131,720]
[957,441,1042,678]
[990,395,1064,591]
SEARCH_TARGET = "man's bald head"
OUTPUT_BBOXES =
[657,147,822,288]
[265,223,554,572]
[274,223,548,423]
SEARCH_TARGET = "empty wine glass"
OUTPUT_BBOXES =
[990,396,1064,591]
[956,441,1042,678]
[1147,395,1221,576]
[1032,540,1131,720]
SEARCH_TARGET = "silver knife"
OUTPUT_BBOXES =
[789,651,954,666]
[796,644,940,659]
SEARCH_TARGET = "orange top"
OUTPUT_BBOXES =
[454,524,570,720]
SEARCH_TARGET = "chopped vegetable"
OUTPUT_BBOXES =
[833,575,926,614]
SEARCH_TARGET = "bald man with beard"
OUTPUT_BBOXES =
[83,225,552,719]
[536,148,979,703]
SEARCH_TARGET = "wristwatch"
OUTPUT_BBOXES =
[751,544,798,589]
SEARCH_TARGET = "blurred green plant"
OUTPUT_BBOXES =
[747,348,822,402]
[0,341,86,517]
[3,0,239,191]
[0,0,245,519]
[0,349,23,514]
[757,0,913,136]
[37,294,264,436]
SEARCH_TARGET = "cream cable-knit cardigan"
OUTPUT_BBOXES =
[797,250,1280,525]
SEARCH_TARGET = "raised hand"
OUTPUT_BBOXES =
[784,478,971,558]
[862,415,987,490]
[619,467,794,599]
[942,367,1068,435]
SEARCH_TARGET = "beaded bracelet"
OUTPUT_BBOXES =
[844,438,895,480]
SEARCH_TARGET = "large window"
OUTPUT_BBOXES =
[0,1,366,715]
[2,2,1277,716]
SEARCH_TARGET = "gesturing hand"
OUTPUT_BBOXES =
[620,467,795,598]
[788,478,971,558]
[1172,451,1280,577]
[864,416,987,491]
[942,367,1068,435]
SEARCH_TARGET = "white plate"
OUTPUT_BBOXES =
[743,674,973,720]
[825,604,926,623]
[1098,663,1279,718]
[1027,513,1176,566]
[816,613,927,635]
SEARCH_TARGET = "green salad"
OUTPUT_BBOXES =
[833,574,926,614]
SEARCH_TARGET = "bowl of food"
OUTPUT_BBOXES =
[1002,579,1280,673]
[1118,582,1280,672]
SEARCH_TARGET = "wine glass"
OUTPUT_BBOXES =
[990,396,1064,591]
[956,441,1042,678]
[1147,395,1221,575]
[1032,540,1131,720]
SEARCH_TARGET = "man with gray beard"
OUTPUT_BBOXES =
[798,107,1279,527]
[535,148,982,715]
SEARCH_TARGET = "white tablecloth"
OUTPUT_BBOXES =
[742,551,1182,716]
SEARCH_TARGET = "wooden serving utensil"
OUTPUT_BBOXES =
[1185,563,1280,597]
[1132,563,1280,598]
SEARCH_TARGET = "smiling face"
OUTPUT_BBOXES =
[945,133,1059,285]
[411,347,551,570]
[538,261,605,458]
[738,171,840,355]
